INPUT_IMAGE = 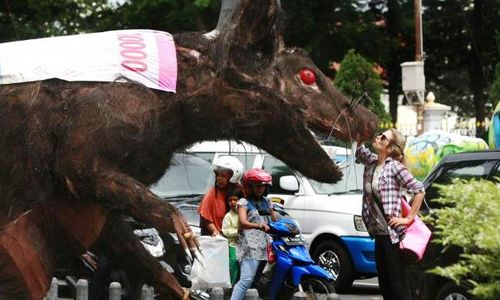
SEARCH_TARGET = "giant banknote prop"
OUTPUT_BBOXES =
[0,0,377,299]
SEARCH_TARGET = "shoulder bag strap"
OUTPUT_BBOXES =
[372,193,389,226]
[370,166,389,226]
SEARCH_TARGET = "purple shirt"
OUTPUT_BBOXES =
[356,145,424,244]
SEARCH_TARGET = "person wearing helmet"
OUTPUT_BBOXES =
[198,156,243,236]
[231,168,277,300]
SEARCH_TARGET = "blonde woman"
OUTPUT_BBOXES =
[356,128,425,300]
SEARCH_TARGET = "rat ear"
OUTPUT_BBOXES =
[215,0,284,74]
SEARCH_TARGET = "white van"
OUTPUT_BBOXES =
[186,140,377,292]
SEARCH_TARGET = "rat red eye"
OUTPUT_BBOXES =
[299,68,317,85]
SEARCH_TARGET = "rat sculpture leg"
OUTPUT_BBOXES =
[93,212,189,299]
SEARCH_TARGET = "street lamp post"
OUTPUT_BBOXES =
[414,0,423,61]
[414,0,424,136]
[401,0,425,136]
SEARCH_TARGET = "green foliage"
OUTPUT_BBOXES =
[0,0,220,43]
[490,63,500,104]
[282,1,385,76]
[428,178,500,299]
[423,0,500,118]
[96,0,219,33]
[282,0,415,122]
[0,0,113,42]
[193,0,213,8]
[334,49,390,122]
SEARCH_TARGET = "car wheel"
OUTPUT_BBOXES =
[311,240,354,293]
[435,282,471,300]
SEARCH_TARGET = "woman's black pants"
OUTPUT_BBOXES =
[375,235,412,300]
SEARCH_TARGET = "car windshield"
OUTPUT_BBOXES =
[149,153,214,199]
[309,160,364,194]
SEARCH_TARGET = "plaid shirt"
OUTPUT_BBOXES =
[356,145,424,244]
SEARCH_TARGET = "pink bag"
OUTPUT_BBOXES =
[399,199,431,261]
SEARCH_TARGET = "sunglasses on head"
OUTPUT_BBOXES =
[377,133,390,143]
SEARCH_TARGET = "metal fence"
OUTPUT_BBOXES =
[379,120,489,140]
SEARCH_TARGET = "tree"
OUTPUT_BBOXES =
[281,0,373,79]
[334,49,390,121]
[282,0,416,124]
[429,179,500,299]
[490,34,500,105]
[490,64,500,105]
[365,0,416,124]
[0,0,221,43]
[95,0,220,33]
[423,0,500,138]
[0,0,113,42]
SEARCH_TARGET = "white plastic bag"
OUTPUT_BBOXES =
[190,235,231,289]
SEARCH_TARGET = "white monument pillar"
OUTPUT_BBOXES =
[423,92,451,132]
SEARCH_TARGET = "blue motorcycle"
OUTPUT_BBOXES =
[258,218,336,300]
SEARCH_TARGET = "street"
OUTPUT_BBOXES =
[339,278,381,300]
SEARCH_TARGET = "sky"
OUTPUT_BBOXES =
[108,0,126,6]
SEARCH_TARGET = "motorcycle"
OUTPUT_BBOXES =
[61,217,209,300]
[257,218,336,300]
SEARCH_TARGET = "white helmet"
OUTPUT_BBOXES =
[212,156,244,184]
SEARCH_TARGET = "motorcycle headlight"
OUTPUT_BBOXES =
[354,215,367,232]
[278,245,288,253]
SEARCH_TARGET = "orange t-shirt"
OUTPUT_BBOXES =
[198,187,227,232]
